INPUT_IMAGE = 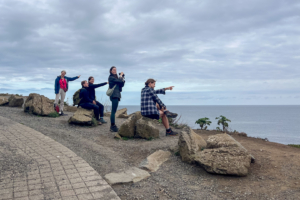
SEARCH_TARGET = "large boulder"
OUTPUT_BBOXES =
[0,98,9,106]
[65,106,78,112]
[8,95,24,107]
[135,117,160,139]
[104,108,128,118]
[139,150,171,172]
[194,147,252,176]
[118,111,142,137]
[24,93,55,115]
[178,127,207,163]
[68,107,94,125]
[206,134,255,163]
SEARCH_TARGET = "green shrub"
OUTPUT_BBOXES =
[91,118,98,127]
[288,144,300,148]
[48,112,60,118]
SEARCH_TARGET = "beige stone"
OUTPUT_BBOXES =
[135,117,159,139]
[24,93,55,116]
[118,111,142,137]
[0,98,8,106]
[178,127,207,163]
[104,108,128,118]
[68,107,94,125]
[8,95,24,107]
[104,167,150,185]
[195,147,252,176]
[114,133,122,139]
[65,106,78,112]
[140,150,171,172]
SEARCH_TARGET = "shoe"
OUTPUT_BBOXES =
[96,120,102,125]
[99,118,107,123]
[110,125,119,132]
[59,111,68,116]
[164,111,178,118]
[166,129,178,136]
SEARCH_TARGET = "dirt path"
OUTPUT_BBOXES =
[1,107,300,200]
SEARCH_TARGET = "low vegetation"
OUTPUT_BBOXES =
[195,117,212,130]
[288,144,300,148]
[215,115,231,131]
[48,112,60,118]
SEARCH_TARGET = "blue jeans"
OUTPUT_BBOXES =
[80,103,100,120]
[110,97,119,125]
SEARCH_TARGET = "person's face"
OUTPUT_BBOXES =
[61,71,66,76]
[149,82,156,89]
[89,78,94,84]
[83,81,89,87]
[111,68,117,74]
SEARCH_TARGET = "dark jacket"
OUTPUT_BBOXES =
[108,74,125,99]
[79,87,93,105]
[54,76,79,94]
[87,82,107,101]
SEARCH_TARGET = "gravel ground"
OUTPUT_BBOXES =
[1,106,300,200]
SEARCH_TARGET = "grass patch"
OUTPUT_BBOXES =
[91,118,98,127]
[288,144,300,148]
[146,137,154,141]
[122,136,134,141]
[48,112,60,118]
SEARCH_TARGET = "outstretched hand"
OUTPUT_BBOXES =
[78,75,81,78]
[165,86,174,91]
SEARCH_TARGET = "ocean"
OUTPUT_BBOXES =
[115,105,300,145]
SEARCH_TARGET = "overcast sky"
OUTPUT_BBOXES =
[0,0,299,105]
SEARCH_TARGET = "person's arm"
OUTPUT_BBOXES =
[154,88,166,95]
[149,89,166,109]
[109,76,125,88]
[67,75,80,81]
[90,82,108,89]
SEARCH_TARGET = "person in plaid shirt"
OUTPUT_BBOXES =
[141,79,178,136]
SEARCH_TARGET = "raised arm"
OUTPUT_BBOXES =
[109,76,125,87]
[90,82,108,89]
[67,76,80,81]
[154,88,166,95]
[149,89,166,109]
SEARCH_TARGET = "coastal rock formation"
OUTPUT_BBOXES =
[104,108,129,118]
[0,98,9,106]
[68,107,94,125]
[24,93,55,116]
[8,95,24,107]
[195,133,253,176]
[104,167,150,185]
[139,150,171,172]
[135,117,160,139]
[195,147,252,176]
[65,106,78,112]
[118,111,142,137]
[178,127,207,163]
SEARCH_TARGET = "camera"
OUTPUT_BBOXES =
[119,73,125,77]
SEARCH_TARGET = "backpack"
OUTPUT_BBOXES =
[72,89,82,106]
[55,105,60,113]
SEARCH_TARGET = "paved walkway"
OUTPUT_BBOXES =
[0,116,120,200]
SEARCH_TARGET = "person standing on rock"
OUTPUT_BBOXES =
[78,80,102,125]
[88,76,108,124]
[54,70,81,116]
[108,66,125,132]
[141,79,178,136]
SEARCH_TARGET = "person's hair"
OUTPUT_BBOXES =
[145,79,156,86]
[81,80,87,87]
[61,70,66,74]
[88,76,94,82]
[109,66,118,79]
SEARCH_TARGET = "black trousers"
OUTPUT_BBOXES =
[80,103,100,120]
[95,101,104,117]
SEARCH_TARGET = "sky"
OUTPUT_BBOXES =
[0,0,299,105]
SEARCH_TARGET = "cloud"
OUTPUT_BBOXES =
[0,0,299,105]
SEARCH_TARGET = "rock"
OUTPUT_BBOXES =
[118,111,142,138]
[68,107,94,125]
[104,167,150,185]
[178,127,207,163]
[114,133,122,139]
[118,113,129,118]
[104,112,111,117]
[8,95,24,107]
[104,108,128,118]
[206,134,255,163]
[140,150,171,172]
[135,117,160,139]
[65,106,78,112]
[24,93,55,116]
[0,98,9,106]
[194,147,252,176]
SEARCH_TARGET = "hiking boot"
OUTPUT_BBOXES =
[99,118,107,123]
[110,125,119,132]
[164,111,178,118]
[166,129,178,136]
[59,111,68,116]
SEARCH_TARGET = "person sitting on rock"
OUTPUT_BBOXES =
[54,70,81,116]
[78,80,102,125]
[87,76,108,124]
[141,78,178,136]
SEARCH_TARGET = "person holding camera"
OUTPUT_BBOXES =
[88,76,108,123]
[141,78,178,136]
[108,66,125,132]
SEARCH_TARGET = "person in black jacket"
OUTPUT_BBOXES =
[79,80,102,125]
[108,66,125,132]
[88,76,108,123]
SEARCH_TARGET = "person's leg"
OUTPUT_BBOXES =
[80,103,100,120]
[54,93,60,107]
[60,89,66,112]
[96,101,106,123]
[159,110,170,129]
[110,98,119,126]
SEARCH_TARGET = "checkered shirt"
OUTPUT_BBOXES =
[141,86,166,116]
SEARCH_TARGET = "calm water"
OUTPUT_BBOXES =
[116,105,300,145]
